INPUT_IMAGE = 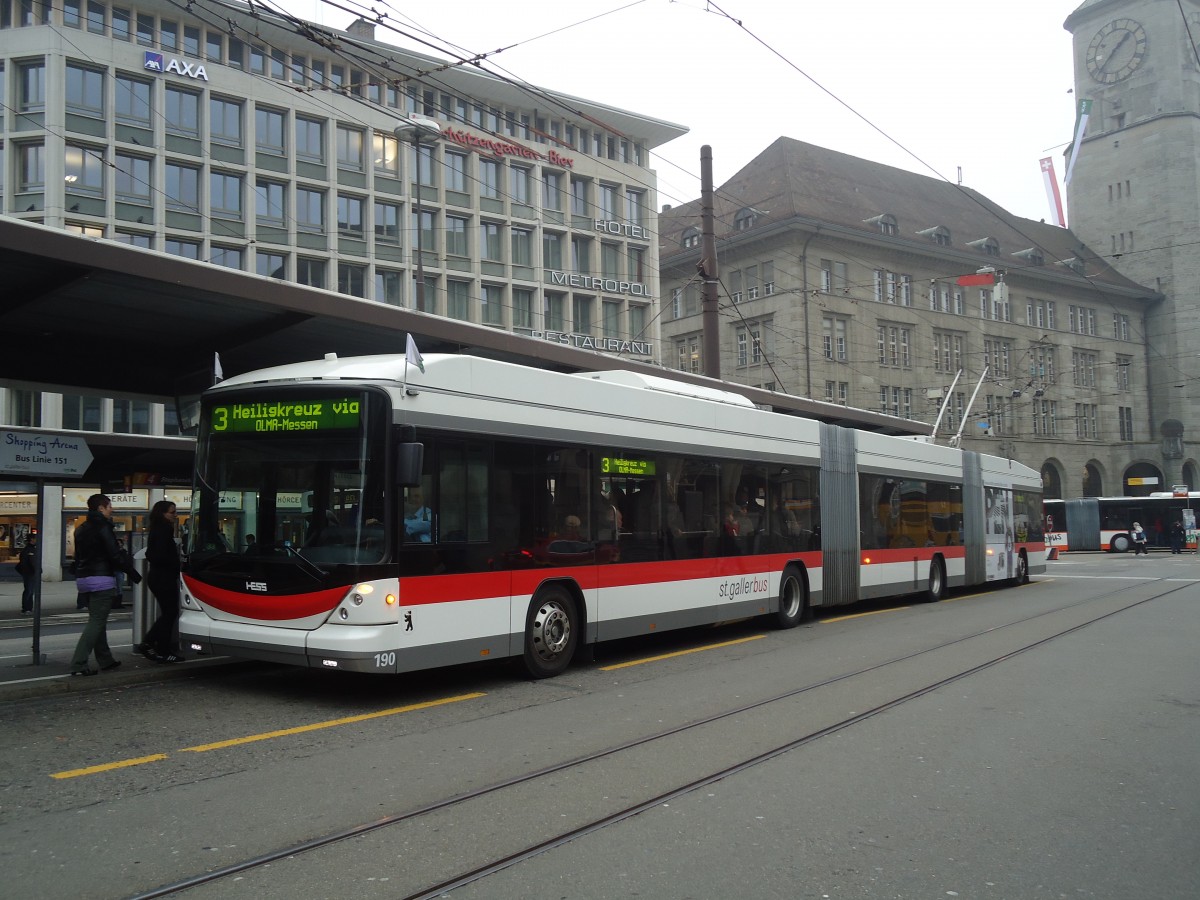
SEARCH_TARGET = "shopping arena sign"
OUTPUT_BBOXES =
[144,52,210,81]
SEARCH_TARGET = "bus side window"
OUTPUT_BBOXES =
[438,441,489,542]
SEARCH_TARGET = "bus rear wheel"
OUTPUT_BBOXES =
[523,586,578,679]
[1012,551,1029,585]
[924,558,946,602]
[775,565,807,629]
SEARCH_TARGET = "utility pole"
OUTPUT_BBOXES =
[700,145,720,379]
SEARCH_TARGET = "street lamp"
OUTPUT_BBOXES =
[395,114,442,312]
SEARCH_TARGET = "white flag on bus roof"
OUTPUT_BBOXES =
[405,333,425,374]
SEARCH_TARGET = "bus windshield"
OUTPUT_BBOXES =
[190,390,388,567]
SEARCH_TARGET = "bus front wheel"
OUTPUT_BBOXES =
[523,586,578,679]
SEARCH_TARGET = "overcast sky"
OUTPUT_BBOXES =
[289,0,1084,223]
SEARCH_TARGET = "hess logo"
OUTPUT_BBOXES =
[246,581,268,592]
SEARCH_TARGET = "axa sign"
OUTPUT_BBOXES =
[144,51,209,81]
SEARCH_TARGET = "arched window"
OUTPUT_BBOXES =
[681,227,700,249]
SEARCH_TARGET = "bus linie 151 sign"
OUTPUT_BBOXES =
[210,400,361,433]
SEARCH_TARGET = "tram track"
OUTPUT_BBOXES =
[130,578,1190,899]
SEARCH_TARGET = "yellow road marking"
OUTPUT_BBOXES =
[822,607,910,623]
[49,693,485,778]
[179,693,486,752]
[51,754,169,780]
[600,634,765,671]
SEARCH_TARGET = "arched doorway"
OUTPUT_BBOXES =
[1123,462,1164,497]
[1182,461,1198,492]
[1041,462,1062,499]
[1083,462,1103,497]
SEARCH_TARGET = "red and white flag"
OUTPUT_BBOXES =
[1040,157,1066,228]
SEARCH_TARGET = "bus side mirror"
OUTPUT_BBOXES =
[397,443,424,487]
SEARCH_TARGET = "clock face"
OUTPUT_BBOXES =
[1086,18,1148,83]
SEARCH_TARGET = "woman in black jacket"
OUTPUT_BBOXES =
[135,500,185,663]
[70,494,142,676]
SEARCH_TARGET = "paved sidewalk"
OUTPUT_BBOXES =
[0,577,236,701]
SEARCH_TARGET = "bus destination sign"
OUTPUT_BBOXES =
[210,399,361,433]
[601,456,655,476]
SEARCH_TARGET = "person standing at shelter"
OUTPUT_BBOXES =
[16,532,37,615]
[1170,520,1185,554]
[135,500,184,663]
[1131,521,1149,556]
[69,494,142,676]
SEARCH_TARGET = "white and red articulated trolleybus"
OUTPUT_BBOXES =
[180,353,1044,677]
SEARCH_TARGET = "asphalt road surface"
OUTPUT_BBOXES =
[1,552,1197,900]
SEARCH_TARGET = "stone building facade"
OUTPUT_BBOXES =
[658,137,1172,499]
[1065,0,1200,491]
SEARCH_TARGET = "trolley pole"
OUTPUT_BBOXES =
[700,145,721,380]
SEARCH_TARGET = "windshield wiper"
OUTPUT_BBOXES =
[282,543,327,579]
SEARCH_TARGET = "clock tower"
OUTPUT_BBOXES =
[1065,0,1200,489]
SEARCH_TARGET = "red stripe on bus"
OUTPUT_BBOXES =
[184,576,347,620]
[862,546,967,564]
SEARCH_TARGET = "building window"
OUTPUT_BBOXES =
[1032,399,1058,436]
[480,159,500,199]
[602,300,621,338]
[545,292,565,331]
[932,332,963,374]
[210,246,243,269]
[984,396,1008,435]
[445,151,467,191]
[482,222,502,262]
[822,316,848,362]
[1113,313,1130,341]
[255,179,286,226]
[482,283,507,326]
[165,238,201,259]
[210,96,243,146]
[115,153,152,203]
[210,171,243,220]
[64,144,105,195]
[372,132,399,176]
[538,171,562,211]
[115,74,152,125]
[984,338,1011,377]
[337,263,366,297]
[510,166,531,205]
[681,227,700,250]
[8,389,42,427]
[336,125,365,171]
[19,62,45,113]
[165,86,201,138]
[1027,298,1057,329]
[1118,406,1134,441]
[62,394,103,431]
[511,228,533,267]
[337,194,364,236]
[256,107,286,155]
[65,63,104,117]
[877,324,912,368]
[164,162,200,211]
[296,187,325,232]
[570,176,589,216]
[573,296,594,335]
[295,117,325,162]
[446,215,468,257]
[256,251,286,279]
[447,280,470,321]
[297,257,326,288]
[374,201,400,243]
[1030,345,1056,384]
[1116,355,1131,391]
[1075,403,1099,440]
[375,269,402,306]
[114,231,153,249]
[543,232,563,270]
[1071,351,1097,388]
[513,288,534,329]
[19,143,45,191]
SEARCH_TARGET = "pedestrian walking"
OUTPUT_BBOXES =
[15,533,37,615]
[69,494,142,676]
[1131,521,1149,556]
[134,500,185,663]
